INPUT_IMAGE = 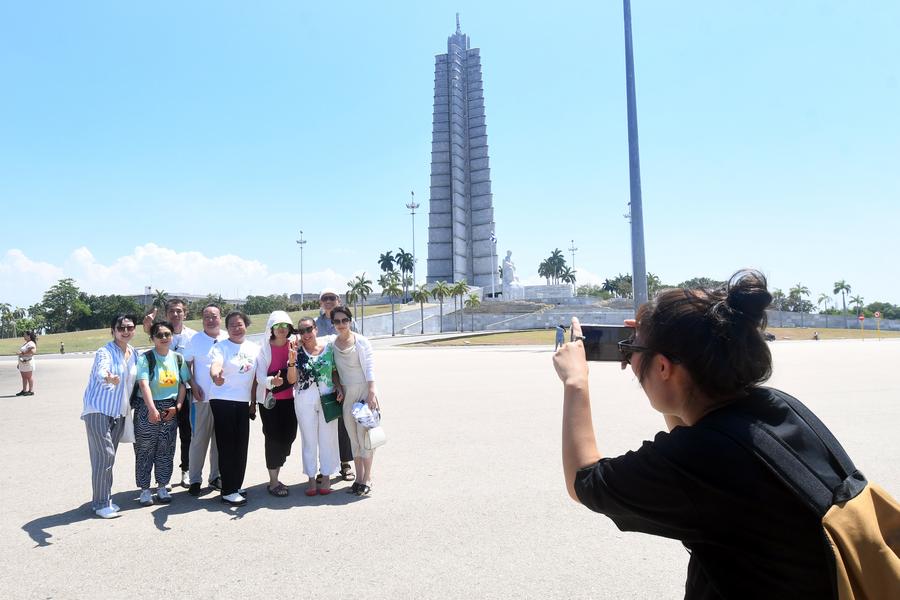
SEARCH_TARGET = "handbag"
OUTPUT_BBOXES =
[364,425,387,450]
[320,391,341,422]
[120,409,135,443]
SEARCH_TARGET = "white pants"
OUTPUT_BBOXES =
[294,386,339,477]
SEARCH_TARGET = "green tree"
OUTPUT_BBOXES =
[349,273,373,335]
[646,273,663,297]
[676,277,726,290]
[411,284,430,335]
[37,278,91,332]
[771,289,786,311]
[850,295,864,317]
[431,281,451,333]
[547,249,566,284]
[833,280,851,318]
[395,248,415,301]
[152,289,168,311]
[464,292,481,331]
[378,251,395,274]
[0,303,12,338]
[817,293,832,313]
[450,280,470,332]
[381,272,403,336]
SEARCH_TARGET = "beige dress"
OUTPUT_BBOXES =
[17,341,36,373]
[333,340,373,458]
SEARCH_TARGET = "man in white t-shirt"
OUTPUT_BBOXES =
[182,303,227,496]
[144,298,197,488]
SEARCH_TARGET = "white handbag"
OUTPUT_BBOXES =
[120,409,135,443]
[364,426,387,450]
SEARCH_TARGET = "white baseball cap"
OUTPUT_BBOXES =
[319,288,340,301]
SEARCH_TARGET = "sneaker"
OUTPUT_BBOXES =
[209,477,222,491]
[139,489,153,506]
[157,487,172,504]
[110,502,120,512]
[221,492,247,506]
[181,471,190,488]
[188,482,201,497]
[15,391,25,396]
[23,391,34,396]
[95,506,121,519]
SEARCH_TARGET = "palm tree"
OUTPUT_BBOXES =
[646,272,661,296]
[0,303,11,338]
[450,280,470,331]
[548,249,566,284]
[560,266,577,294]
[345,283,359,321]
[351,273,373,335]
[789,283,810,298]
[538,260,551,285]
[153,289,168,310]
[464,292,481,331]
[833,280,851,318]
[381,272,403,336]
[411,284,430,334]
[817,293,832,313]
[431,281,451,333]
[850,295,864,317]
[395,248,415,301]
[378,251,395,274]
[601,278,618,297]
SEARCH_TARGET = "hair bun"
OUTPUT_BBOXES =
[725,269,772,322]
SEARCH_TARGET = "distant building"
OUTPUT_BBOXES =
[426,16,498,289]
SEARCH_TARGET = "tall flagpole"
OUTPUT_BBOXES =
[624,0,648,309]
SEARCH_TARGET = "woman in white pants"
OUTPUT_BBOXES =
[289,317,341,496]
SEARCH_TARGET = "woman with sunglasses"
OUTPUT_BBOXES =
[288,317,342,496]
[554,270,865,598]
[81,314,139,519]
[330,306,379,496]
[133,321,191,506]
[254,310,299,497]
[209,311,260,506]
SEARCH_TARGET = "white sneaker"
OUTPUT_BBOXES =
[139,489,153,506]
[157,486,172,504]
[181,470,190,488]
[222,492,247,506]
[110,502,120,512]
[95,506,121,519]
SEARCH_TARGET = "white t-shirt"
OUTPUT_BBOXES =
[171,325,197,355]
[207,339,260,402]
[183,329,228,403]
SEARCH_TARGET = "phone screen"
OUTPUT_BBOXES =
[580,324,632,362]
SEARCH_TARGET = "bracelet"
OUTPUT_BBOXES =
[287,363,296,367]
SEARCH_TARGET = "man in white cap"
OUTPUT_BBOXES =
[315,288,356,482]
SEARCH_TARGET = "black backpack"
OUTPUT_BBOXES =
[129,350,184,409]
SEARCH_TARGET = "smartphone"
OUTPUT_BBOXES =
[577,324,632,362]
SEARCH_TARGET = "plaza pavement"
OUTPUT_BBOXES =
[0,337,898,599]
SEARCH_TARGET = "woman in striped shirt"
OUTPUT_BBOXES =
[81,314,139,519]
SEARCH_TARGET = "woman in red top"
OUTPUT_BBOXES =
[255,310,298,497]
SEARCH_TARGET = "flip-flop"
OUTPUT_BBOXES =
[304,487,318,497]
[267,483,289,497]
[318,487,332,495]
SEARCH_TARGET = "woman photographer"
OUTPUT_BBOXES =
[555,270,859,598]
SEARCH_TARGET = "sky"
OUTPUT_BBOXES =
[1,1,898,310]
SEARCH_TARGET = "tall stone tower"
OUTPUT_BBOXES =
[426,16,497,289]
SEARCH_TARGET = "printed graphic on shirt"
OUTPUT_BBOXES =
[234,352,255,374]
[298,345,335,392]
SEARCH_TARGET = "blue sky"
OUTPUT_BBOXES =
[2,1,898,310]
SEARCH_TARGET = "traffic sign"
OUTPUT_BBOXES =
[858,315,865,321]
[874,311,881,318]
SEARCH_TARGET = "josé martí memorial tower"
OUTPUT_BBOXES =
[426,16,498,290]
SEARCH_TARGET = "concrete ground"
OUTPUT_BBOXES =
[0,338,898,599]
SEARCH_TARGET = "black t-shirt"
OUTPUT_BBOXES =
[574,387,836,599]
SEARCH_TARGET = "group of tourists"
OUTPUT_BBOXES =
[81,290,380,518]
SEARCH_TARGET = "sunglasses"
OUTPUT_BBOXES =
[298,325,315,334]
[272,323,291,330]
[332,317,351,325]
[321,295,338,302]
[617,337,650,365]
[116,325,136,332]
[154,332,173,340]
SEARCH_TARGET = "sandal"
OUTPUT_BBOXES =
[340,463,355,481]
[267,483,289,497]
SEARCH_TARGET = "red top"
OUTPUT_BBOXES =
[269,343,294,401]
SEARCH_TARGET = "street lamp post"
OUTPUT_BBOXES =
[406,191,420,290]
[568,239,578,296]
[296,231,306,303]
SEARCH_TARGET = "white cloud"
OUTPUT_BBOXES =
[0,244,352,307]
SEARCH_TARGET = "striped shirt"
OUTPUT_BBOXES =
[81,341,138,418]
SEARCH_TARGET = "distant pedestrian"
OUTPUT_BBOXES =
[554,324,567,351]
[813,331,819,341]
[81,314,138,519]
[16,331,37,396]
[60,341,65,354]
